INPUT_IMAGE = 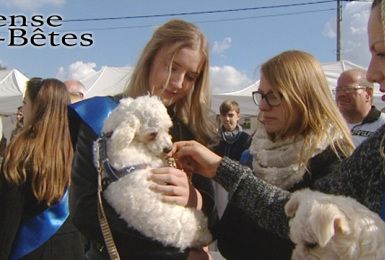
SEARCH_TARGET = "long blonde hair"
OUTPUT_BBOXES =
[260,50,355,166]
[3,78,73,205]
[123,19,217,145]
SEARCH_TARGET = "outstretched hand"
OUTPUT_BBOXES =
[149,140,221,209]
[173,140,222,178]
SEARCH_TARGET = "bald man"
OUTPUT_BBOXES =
[336,68,385,146]
[64,80,86,103]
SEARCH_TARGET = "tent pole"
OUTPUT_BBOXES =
[336,0,342,61]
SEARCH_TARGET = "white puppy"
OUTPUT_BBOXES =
[285,189,385,260]
[96,95,212,250]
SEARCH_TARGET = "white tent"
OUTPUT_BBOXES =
[81,67,132,97]
[212,60,383,115]
[0,69,28,115]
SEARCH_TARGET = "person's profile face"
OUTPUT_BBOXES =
[22,94,33,126]
[148,43,203,106]
[257,74,298,136]
[367,6,385,95]
[16,108,23,121]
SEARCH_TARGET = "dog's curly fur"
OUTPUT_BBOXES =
[96,95,212,250]
[285,189,385,260]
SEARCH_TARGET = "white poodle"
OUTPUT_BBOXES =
[285,189,385,260]
[96,95,212,250]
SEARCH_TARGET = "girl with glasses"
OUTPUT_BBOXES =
[217,50,355,260]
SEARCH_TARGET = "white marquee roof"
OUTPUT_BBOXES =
[81,66,132,98]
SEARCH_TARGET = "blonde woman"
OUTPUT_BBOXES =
[0,78,83,260]
[69,19,218,259]
[157,0,385,257]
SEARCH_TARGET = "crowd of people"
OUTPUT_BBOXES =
[1,0,385,259]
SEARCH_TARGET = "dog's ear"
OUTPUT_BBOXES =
[309,204,350,248]
[334,216,350,236]
[109,116,140,149]
[285,192,301,218]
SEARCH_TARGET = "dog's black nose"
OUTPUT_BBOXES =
[163,147,172,154]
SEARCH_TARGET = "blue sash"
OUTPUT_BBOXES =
[69,96,118,137]
[10,191,69,260]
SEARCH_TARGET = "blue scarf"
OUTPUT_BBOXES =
[10,191,69,260]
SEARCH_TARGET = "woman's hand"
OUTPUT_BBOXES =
[173,140,222,178]
[149,167,202,209]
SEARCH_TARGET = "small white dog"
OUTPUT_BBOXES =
[96,95,212,249]
[284,189,385,260]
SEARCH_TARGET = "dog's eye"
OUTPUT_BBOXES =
[305,242,318,249]
[147,132,158,141]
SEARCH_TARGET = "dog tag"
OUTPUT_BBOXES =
[167,157,177,168]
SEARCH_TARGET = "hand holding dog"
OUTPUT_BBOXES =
[150,167,203,210]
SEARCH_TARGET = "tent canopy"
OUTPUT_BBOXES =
[0,69,28,115]
[81,67,132,98]
[212,60,382,115]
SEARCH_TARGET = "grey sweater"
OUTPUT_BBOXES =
[214,123,385,239]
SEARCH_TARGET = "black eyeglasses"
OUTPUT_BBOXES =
[252,90,282,107]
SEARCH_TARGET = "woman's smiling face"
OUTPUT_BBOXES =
[148,43,202,106]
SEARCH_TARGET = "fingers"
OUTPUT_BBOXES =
[172,142,200,173]
[175,157,195,174]
[173,140,199,159]
[158,194,188,206]
[173,140,197,151]
[150,167,188,187]
[150,183,186,197]
[172,141,221,178]
[150,167,191,207]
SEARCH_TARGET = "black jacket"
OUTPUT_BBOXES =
[69,101,217,260]
[213,130,251,161]
[216,146,342,260]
